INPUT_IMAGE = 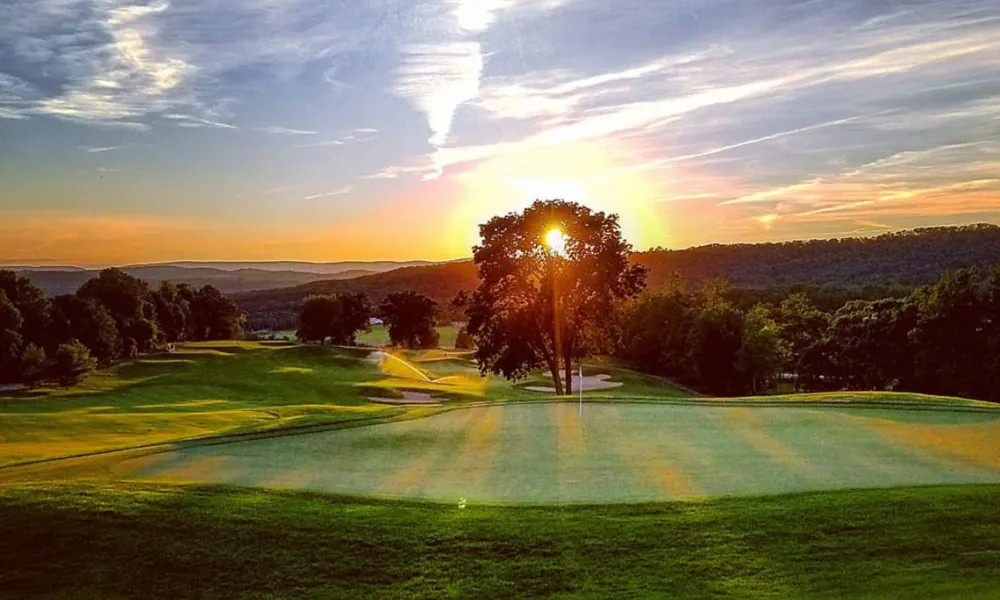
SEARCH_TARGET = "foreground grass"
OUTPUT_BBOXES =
[0,482,998,599]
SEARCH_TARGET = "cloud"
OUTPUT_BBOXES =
[303,186,352,200]
[163,114,236,129]
[294,129,378,148]
[258,126,317,136]
[81,145,123,154]
[0,0,383,127]
[395,42,484,147]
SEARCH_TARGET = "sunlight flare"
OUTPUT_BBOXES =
[545,227,568,256]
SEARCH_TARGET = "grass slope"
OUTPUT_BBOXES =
[0,341,689,468]
[1,482,999,599]
[0,342,399,467]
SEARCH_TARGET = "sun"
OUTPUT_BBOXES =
[545,228,567,256]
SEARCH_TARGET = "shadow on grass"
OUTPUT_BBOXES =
[0,482,998,599]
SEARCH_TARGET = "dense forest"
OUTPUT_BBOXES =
[635,224,1000,289]
[237,225,1000,330]
[615,261,1000,402]
[0,269,243,387]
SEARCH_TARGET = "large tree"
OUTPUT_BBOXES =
[0,289,24,382]
[468,200,646,394]
[0,270,51,350]
[190,285,245,341]
[379,292,439,349]
[298,293,372,345]
[149,281,192,343]
[50,295,119,365]
[77,268,158,352]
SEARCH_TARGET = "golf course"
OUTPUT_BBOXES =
[3,340,1000,598]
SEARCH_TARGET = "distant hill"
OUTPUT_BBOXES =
[157,260,440,274]
[236,224,1000,330]
[236,262,480,330]
[635,223,1000,289]
[9,266,377,296]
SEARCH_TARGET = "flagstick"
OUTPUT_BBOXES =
[579,364,583,417]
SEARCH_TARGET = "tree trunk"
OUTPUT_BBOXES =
[547,356,564,395]
[563,338,573,396]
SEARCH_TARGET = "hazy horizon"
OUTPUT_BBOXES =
[5,221,998,271]
[2,0,999,265]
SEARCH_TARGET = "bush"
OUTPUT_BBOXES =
[19,343,46,387]
[54,339,97,388]
[455,327,475,350]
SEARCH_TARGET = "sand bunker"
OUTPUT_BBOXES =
[367,391,445,406]
[526,373,624,393]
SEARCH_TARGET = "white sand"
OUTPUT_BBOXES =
[526,373,624,393]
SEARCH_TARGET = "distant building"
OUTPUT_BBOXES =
[369,317,384,325]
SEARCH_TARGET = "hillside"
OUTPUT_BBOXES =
[13,266,375,296]
[635,224,1000,289]
[237,224,1000,330]
[158,260,439,274]
[238,262,479,330]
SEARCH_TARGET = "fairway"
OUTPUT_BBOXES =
[120,402,1000,503]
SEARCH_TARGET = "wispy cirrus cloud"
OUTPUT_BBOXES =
[294,129,378,148]
[3,0,1000,259]
[303,186,351,200]
[258,126,317,136]
[80,145,123,153]
[162,113,236,129]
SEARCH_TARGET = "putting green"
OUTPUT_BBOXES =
[119,402,1000,503]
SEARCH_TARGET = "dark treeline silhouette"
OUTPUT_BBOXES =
[636,224,1000,289]
[297,293,373,345]
[0,269,244,387]
[295,291,440,349]
[237,224,1000,331]
[615,261,1000,402]
[239,261,478,331]
[10,266,355,297]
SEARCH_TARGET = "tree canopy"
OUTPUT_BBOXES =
[379,292,439,349]
[0,268,244,386]
[298,293,372,345]
[468,200,646,394]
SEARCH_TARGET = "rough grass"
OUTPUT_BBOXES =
[1,481,998,599]
[0,343,397,466]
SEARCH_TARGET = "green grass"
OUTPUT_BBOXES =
[1,481,998,599]
[0,342,399,466]
[112,402,1000,503]
[2,339,994,475]
[0,341,688,468]
[346,324,462,348]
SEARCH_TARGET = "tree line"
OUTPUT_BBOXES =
[0,268,244,387]
[296,291,443,349]
[614,262,1000,401]
[236,223,1000,331]
[455,200,1000,403]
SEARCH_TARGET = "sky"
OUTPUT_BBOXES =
[1,0,999,266]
